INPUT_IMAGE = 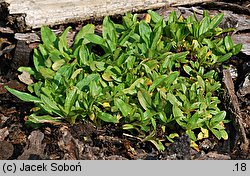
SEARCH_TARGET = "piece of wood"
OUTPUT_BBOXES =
[18,130,46,160]
[231,33,250,56]
[201,1,250,15]
[223,69,249,152]
[2,0,212,30]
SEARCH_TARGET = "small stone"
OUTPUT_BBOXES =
[0,141,14,159]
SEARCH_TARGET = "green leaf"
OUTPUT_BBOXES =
[123,78,144,95]
[183,65,193,76]
[167,93,182,106]
[33,82,43,97]
[148,10,164,23]
[64,87,78,114]
[39,67,55,79]
[103,16,117,44]
[78,45,91,66]
[165,71,179,87]
[208,13,224,29]
[28,114,62,125]
[168,11,177,24]
[202,38,215,48]
[197,75,205,89]
[58,26,72,53]
[123,124,135,130]
[49,49,63,62]
[118,30,134,46]
[149,139,165,152]
[199,16,210,36]
[232,43,242,55]
[71,68,83,80]
[89,81,101,97]
[193,21,200,39]
[169,133,179,139]
[97,112,119,123]
[74,24,95,47]
[56,64,73,79]
[203,10,209,18]
[114,98,132,117]
[186,130,197,141]
[211,128,221,140]
[76,74,100,90]
[203,70,215,79]
[52,59,65,71]
[41,94,61,114]
[224,36,234,51]
[148,75,166,92]
[84,33,109,52]
[186,16,194,34]
[122,13,136,29]
[188,112,200,129]
[151,20,163,50]
[217,53,232,62]
[173,105,184,119]
[41,26,57,46]
[33,49,45,72]
[139,21,152,47]
[18,67,36,75]
[5,86,41,103]
[220,130,228,140]
[137,89,152,110]
[158,112,167,123]
[210,111,226,127]
[170,51,189,63]
[38,44,49,60]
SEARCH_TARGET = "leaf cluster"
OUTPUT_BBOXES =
[6,10,242,150]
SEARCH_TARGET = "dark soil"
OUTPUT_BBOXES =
[0,1,250,160]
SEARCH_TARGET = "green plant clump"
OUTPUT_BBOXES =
[6,10,242,151]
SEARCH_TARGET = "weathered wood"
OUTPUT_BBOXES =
[201,1,250,15]
[12,40,32,69]
[18,130,45,160]
[223,69,249,152]
[2,0,212,30]
[231,33,250,56]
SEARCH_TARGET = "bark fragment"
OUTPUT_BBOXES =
[223,69,249,152]
[18,130,45,160]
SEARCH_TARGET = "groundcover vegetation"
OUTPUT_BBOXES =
[5,10,242,151]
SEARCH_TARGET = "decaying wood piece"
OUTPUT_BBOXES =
[0,140,14,159]
[223,69,249,152]
[12,40,32,69]
[2,0,212,31]
[58,126,84,160]
[201,1,250,15]
[18,130,46,160]
[231,33,250,56]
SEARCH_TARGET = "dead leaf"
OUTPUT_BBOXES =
[18,71,34,85]
[0,127,9,141]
